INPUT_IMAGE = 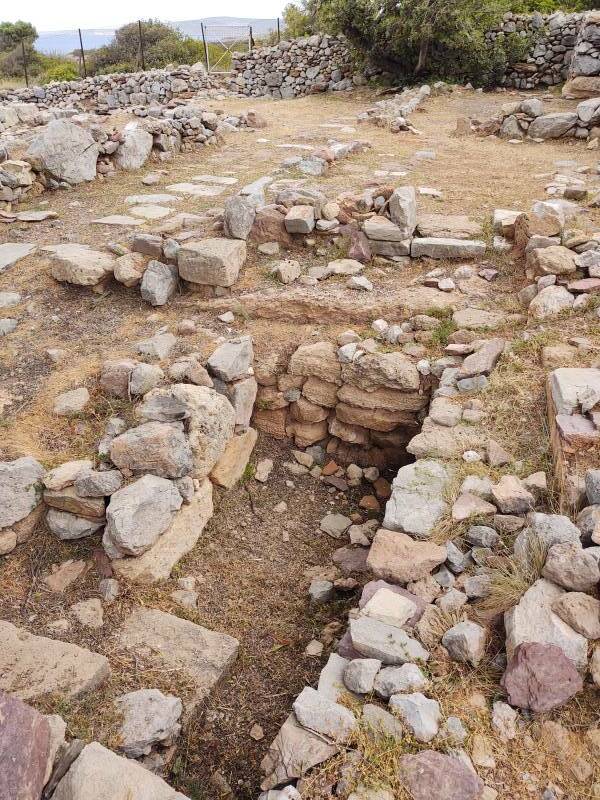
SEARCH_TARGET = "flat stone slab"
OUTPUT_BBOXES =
[192,175,238,185]
[52,741,190,800]
[15,210,58,222]
[0,242,36,273]
[0,621,110,700]
[0,690,50,800]
[93,215,145,226]
[130,205,174,220]
[166,183,226,197]
[125,194,181,205]
[411,238,486,259]
[116,608,239,710]
[550,367,600,416]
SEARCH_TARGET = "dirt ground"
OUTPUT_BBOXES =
[1,84,600,798]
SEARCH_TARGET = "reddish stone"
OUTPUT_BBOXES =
[321,460,339,476]
[337,629,363,659]
[373,477,392,500]
[359,579,427,625]
[500,642,583,713]
[0,690,50,800]
[359,494,381,512]
[556,413,599,447]
[567,278,600,293]
[332,545,370,576]
[399,750,483,800]
[339,225,372,264]
[249,206,293,248]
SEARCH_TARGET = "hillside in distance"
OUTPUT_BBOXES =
[37,17,279,54]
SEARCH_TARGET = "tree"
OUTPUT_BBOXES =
[319,0,530,85]
[0,20,37,51]
[0,20,38,78]
[282,1,322,38]
[87,20,204,74]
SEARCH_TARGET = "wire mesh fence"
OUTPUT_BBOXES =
[9,19,281,87]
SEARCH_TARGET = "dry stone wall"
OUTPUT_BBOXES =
[0,66,221,111]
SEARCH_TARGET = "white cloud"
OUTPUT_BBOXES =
[3,1,286,32]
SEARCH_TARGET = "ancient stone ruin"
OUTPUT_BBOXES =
[2,11,600,800]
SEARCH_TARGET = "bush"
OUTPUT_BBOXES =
[317,0,532,86]
[37,54,79,84]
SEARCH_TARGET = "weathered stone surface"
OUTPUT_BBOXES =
[399,750,484,800]
[0,242,36,273]
[53,387,90,416]
[114,252,147,287]
[109,422,193,479]
[359,580,427,625]
[514,512,581,564]
[501,642,583,712]
[407,418,487,460]
[115,688,182,757]
[0,690,50,800]
[361,587,417,629]
[417,213,482,240]
[223,195,257,240]
[44,460,92,491]
[293,686,356,741]
[261,713,338,791]
[411,238,486,259]
[140,260,178,306]
[207,337,253,381]
[112,479,213,584]
[552,592,600,639]
[210,428,257,489]
[389,693,440,742]
[542,541,599,591]
[343,658,381,694]
[177,238,246,287]
[27,119,99,184]
[341,352,420,392]
[458,339,505,379]
[103,474,182,559]
[349,617,429,664]
[373,663,429,698]
[46,509,104,540]
[114,125,153,170]
[43,485,105,518]
[528,112,577,139]
[452,308,504,330]
[317,653,350,702]
[52,742,189,800]
[528,246,577,276]
[491,475,535,515]
[116,609,239,710]
[138,385,235,478]
[368,529,447,582]
[383,460,452,537]
[337,384,427,412]
[529,285,574,319]
[0,456,44,529]
[0,621,110,700]
[43,559,87,592]
[388,186,417,236]
[44,244,115,286]
[504,578,588,670]
[442,621,486,666]
[289,341,342,384]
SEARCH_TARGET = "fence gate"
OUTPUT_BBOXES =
[200,24,252,74]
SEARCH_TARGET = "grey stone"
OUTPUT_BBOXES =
[27,120,99,184]
[114,126,153,170]
[223,195,256,240]
[343,659,381,694]
[542,541,599,591]
[350,617,429,665]
[411,238,486,259]
[109,421,193,479]
[115,688,182,757]
[140,260,178,306]
[383,459,452,537]
[528,112,578,139]
[207,337,253,381]
[389,692,440,742]
[46,509,104,540]
[373,663,429,699]
[292,686,356,742]
[177,238,246,287]
[442,621,486,666]
[0,457,44,529]
[103,474,182,559]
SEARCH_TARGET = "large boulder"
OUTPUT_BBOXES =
[27,119,99,184]
[103,474,183,559]
[137,385,235,478]
[0,457,44,529]
[113,124,153,171]
[527,112,577,140]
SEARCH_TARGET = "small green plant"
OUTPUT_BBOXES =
[240,462,256,483]
[431,318,457,347]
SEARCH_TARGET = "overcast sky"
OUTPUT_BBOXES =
[3,1,287,32]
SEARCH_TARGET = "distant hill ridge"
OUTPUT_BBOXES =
[37,17,279,54]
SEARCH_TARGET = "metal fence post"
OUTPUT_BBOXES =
[138,20,145,70]
[277,18,281,43]
[78,28,87,77]
[21,39,29,87]
[201,22,210,72]
[249,25,253,52]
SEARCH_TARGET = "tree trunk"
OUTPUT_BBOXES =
[415,37,429,75]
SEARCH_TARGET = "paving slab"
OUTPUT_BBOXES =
[0,620,110,700]
[0,242,36,273]
[166,182,226,197]
[116,608,239,710]
[92,215,145,226]
[130,205,174,220]
[192,175,238,185]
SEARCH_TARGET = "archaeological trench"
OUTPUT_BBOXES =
[4,10,600,800]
